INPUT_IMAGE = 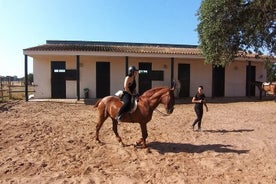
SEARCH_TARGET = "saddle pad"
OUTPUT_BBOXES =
[129,99,138,113]
[115,90,124,98]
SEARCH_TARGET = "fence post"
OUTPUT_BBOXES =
[8,78,12,99]
[25,55,29,101]
[8,85,11,99]
[0,77,3,101]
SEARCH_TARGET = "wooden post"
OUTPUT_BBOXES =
[76,55,80,100]
[24,55,28,101]
[0,77,3,101]
[8,78,12,99]
[247,61,252,97]
[125,56,129,76]
[171,58,174,87]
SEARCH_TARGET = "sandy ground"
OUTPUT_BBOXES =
[0,98,275,184]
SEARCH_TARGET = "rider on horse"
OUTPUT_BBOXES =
[115,66,139,121]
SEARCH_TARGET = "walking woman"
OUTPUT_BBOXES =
[192,86,208,131]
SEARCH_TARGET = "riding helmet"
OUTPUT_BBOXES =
[128,66,138,76]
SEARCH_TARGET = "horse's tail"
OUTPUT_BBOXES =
[93,99,102,108]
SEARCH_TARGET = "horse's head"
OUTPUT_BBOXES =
[160,87,175,114]
[141,86,176,115]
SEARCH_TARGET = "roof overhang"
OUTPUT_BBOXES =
[23,50,275,63]
[23,50,204,59]
[23,40,276,62]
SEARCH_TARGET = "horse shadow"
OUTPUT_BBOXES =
[0,100,20,112]
[203,129,254,133]
[147,142,249,155]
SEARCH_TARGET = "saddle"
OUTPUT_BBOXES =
[262,82,276,95]
[115,90,138,113]
[263,82,271,86]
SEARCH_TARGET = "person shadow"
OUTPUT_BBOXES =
[148,142,249,155]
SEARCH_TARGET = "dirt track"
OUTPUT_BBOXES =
[0,99,275,183]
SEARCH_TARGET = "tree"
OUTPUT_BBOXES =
[21,73,33,85]
[265,60,276,81]
[196,0,276,66]
[28,73,33,84]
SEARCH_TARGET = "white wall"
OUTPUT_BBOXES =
[66,81,77,98]
[225,62,247,96]
[32,54,267,99]
[79,56,126,98]
[225,61,267,96]
[174,58,212,97]
[33,55,78,98]
[33,56,51,98]
[79,56,96,98]
[129,57,172,88]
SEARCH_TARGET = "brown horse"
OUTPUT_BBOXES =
[94,86,175,148]
[262,82,276,95]
[250,81,276,100]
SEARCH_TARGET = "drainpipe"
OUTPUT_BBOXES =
[247,60,252,97]
[171,58,174,87]
[76,55,80,100]
[125,56,129,75]
[24,55,28,102]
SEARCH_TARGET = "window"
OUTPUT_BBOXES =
[151,70,164,81]
[54,69,66,73]
[66,70,77,80]
[139,70,148,74]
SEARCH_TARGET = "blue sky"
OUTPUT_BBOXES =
[0,0,202,77]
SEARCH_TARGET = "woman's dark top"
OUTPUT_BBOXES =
[127,79,136,94]
[118,78,137,114]
[194,93,206,109]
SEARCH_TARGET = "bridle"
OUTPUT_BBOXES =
[156,90,174,115]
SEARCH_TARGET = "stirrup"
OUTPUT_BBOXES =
[115,115,122,122]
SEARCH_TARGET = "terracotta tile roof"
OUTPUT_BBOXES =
[24,40,275,61]
[24,40,202,56]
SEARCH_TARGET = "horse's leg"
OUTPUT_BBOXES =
[95,110,108,144]
[136,123,148,148]
[112,119,124,146]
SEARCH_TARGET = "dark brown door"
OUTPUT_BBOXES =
[139,62,152,95]
[212,66,225,97]
[51,61,66,98]
[96,62,110,98]
[246,65,256,96]
[178,64,190,97]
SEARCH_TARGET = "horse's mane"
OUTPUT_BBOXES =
[141,87,169,98]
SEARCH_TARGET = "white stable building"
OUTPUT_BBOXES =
[23,40,270,100]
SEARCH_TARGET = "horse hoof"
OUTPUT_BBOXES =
[135,141,143,146]
[120,142,126,147]
[134,143,147,149]
[146,148,151,153]
[96,139,104,145]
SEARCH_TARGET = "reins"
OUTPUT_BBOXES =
[151,89,173,117]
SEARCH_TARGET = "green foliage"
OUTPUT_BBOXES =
[197,0,276,66]
[28,73,33,84]
[21,73,33,85]
[265,59,276,82]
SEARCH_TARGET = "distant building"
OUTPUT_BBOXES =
[23,40,275,100]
